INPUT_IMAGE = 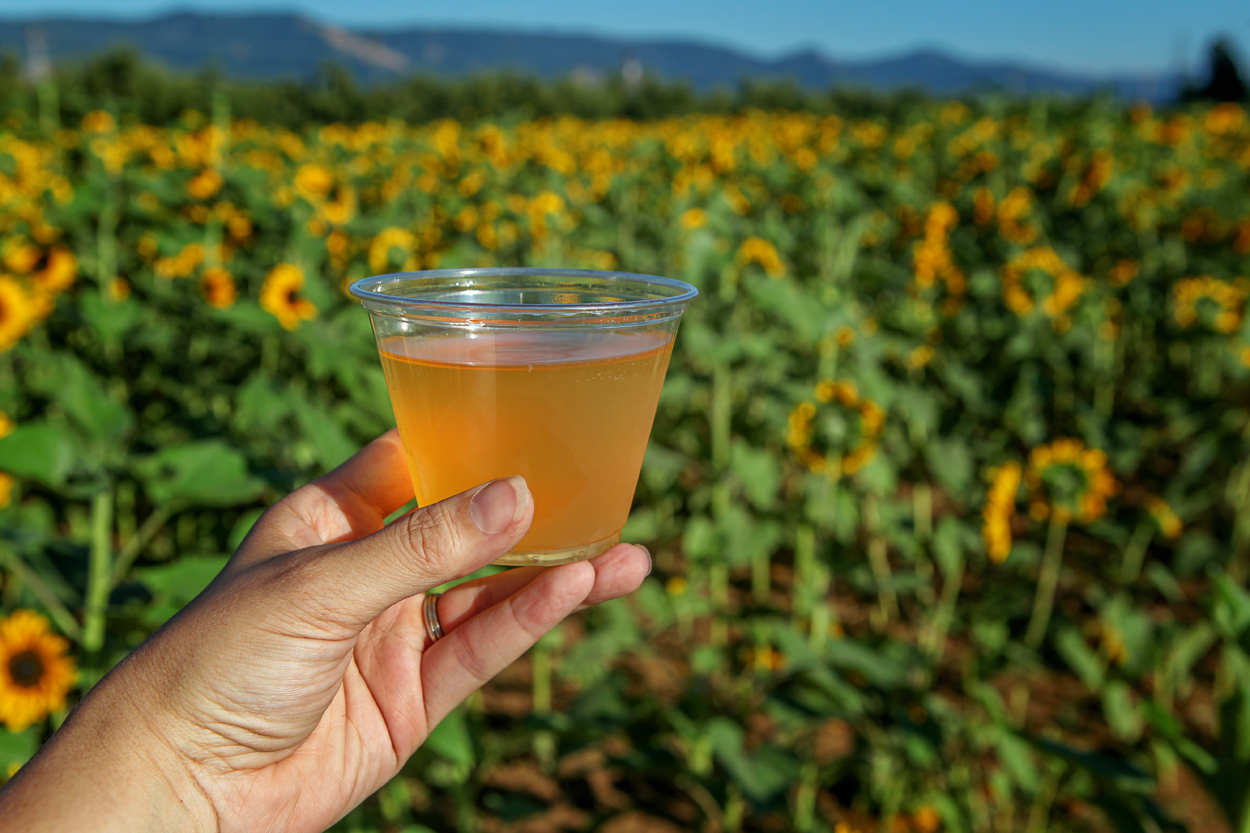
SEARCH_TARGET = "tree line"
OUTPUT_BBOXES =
[0,39,1243,130]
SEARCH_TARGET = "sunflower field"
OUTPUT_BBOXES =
[0,94,1248,833]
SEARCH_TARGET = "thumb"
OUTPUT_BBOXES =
[288,476,532,631]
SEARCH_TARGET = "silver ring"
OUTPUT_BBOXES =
[423,592,444,645]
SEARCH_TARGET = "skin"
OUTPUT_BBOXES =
[0,429,651,832]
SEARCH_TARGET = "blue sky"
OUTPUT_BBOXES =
[0,0,1245,76]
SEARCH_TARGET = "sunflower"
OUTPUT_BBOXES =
[200,267,237,309]
[1173,275,1247,334]
[912,201,966,303]
[31,249,77,296]
[1000,247,1087,330]
[1025,438,1118,525]
[0,610,77,731]
[260,263,316,331]
[680,207,708,230]
[996,186,1039,244]
[1,239,40,275]
[294,163,335,203]
[787,379,885,477]
[0,277,34,351]
[736,237,785,277]
[982,462,1022,563]
[185,168,223,202]
[368,227,418,274]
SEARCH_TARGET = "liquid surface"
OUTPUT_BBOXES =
[378,329,673,552]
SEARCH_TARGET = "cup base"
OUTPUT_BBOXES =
[493,533,622,567]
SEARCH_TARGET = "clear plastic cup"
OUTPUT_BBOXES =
[350,268,697,566]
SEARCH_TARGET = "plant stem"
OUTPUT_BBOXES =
[1025,516,1069,651]
[751,545,769,603]
[1025,766,1060,833]
[863,496,898,627]
[913,482,933,543]
[711,363,731,472]
[1,546,82,641]
[723,782,744,833]
[82,486,114,653]
[793,524,815,623]
[923,541,964,663]
[532,639,555,769]
[110,504,174,586]
[793,760,818,832]
[710,563,729,647]
[1118,519,1153,585]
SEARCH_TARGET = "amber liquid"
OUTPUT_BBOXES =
[378,329,674,556]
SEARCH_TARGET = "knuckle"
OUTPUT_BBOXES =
[508,596,548,643]
[402,503,467,576]
[449,631,494,684]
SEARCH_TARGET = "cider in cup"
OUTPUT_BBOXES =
[351,269,697,566]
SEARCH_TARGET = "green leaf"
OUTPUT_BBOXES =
[291,393,358,472]
[227,507,266,551]
[1144,563,1185,604]
[995,728,1040,792]
[1055,627,1106,690]
[719,504,782,569]
[1102,681,1142,742]
[424,706,474,769]
[1162,623,1217,692]
[134,440,266,506]
[235,373,291,433]
[1214,571,1250,638]
[1141,701,1218,774]
[641,443,687,494]
[135,555,229,606]
[80,292,144,348]
[1174,531,1219,578]
[744,275,828,343]
[932,516,965,578]
[682,515,720,560]
[37,354,132,442]
[925,439,973,500]
[621,507,659,542]
[0,424,76,487]
[210,300,281,335]
[0,727,39,771]
[1033,737,1151,787]
[560,600,640,687]
[730,439,780,510]
[824,638,909,688]
[706,717,800,802]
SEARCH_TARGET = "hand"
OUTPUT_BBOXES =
[0,430,651,832]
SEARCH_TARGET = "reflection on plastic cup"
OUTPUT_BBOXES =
[351,268,697,566]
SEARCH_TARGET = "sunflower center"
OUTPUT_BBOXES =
[8,649,44,688]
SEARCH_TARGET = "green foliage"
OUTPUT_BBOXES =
[0,89,1248,832]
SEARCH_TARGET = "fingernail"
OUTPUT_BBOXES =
[471,476,528,535]
[639,545,653,576]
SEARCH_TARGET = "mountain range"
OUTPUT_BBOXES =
[0,12,1180,101]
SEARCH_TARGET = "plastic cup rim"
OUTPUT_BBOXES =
[349,267,698,315]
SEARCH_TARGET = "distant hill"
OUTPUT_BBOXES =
[0,11,1179,101]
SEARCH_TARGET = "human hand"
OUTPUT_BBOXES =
[0,430,651,832]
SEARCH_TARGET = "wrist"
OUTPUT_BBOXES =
[0,672,217,833]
